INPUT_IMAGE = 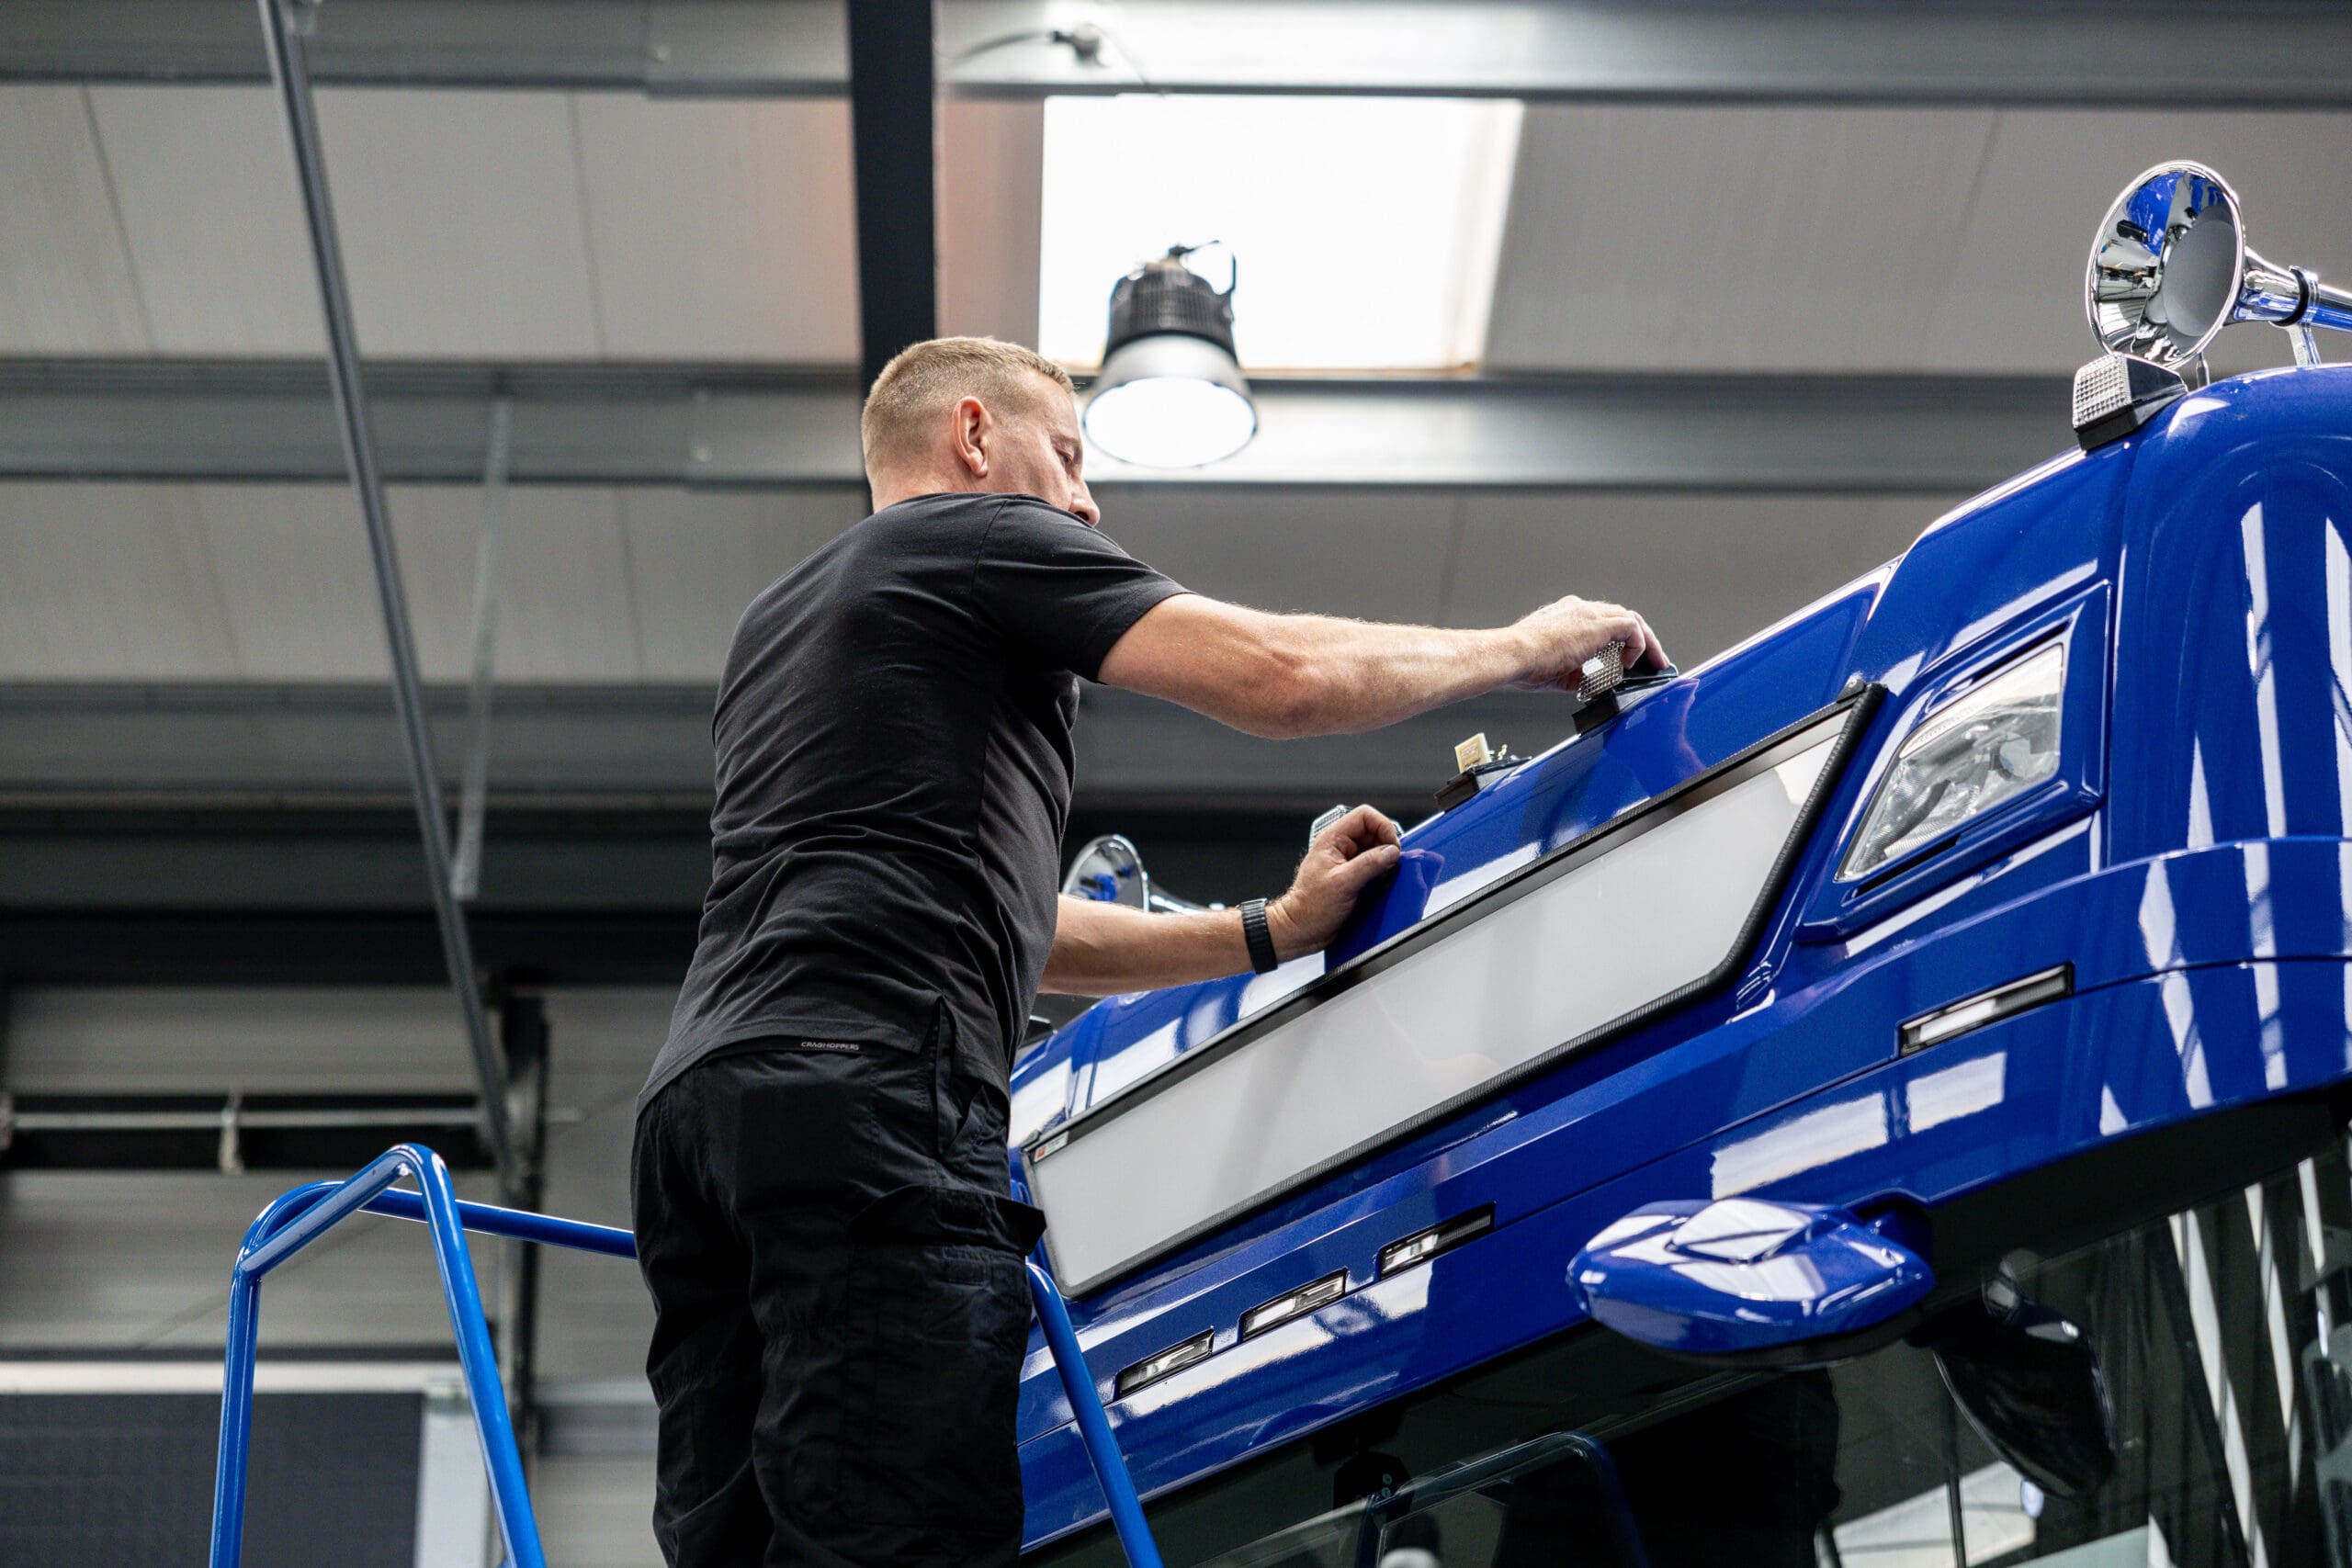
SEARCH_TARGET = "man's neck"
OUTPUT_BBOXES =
[868,465,985,513]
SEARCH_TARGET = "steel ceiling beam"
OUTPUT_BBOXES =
[0,359,860,487]
[0,682,1568,815]
[0,358,2071,491]
[0,680,1569,940]
[938,2,2352,107]
[0,906,707,987]
[6,1,2351,107]
[0,1,848,95]
[0,800,1367,982]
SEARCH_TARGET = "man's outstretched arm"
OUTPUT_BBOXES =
[1095,592,1668,741]
[1042,806,1400,996]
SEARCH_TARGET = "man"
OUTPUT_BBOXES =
[633,337,1667,1567]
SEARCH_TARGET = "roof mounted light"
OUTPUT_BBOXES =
[1083,244,1256,469]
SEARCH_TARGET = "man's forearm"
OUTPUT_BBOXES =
[1271,614,1533,736]
[1099,591,1662,744]
[1041,896,1272,996]
[1044,807,1404,998]
[1096,595,1538,741]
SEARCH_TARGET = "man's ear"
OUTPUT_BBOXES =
[951,395,989,479]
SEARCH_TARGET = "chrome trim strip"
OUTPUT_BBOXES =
[1898,964,2074,1055]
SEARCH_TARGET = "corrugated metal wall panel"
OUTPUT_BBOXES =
[88,85,316,356]
[617,487,864,682]
[0,1170,501,1350]
[534,1455,660,1567]
[385,485,645,683]
[0,482,883,685]
[8,987,476,1092]
[1102,487,1457,626]
[574,95,858,364]
[1917,109,2352,380]
[0,482,239,678]
[938,98,1042,347]
[1487,104,2352,378]
[1487,105,1997,375]
[0,86,153,354]
[537,987,662,1382]
[316,89,603,359]
[1443,491,1962,657]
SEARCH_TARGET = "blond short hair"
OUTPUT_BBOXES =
[860,336,1075,472]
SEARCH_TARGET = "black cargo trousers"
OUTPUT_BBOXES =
[631,1011,1046,1567]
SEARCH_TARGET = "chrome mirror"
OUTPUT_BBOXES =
[2086,164,2245,368]
[2085,161,2352,376]
[1061,834,1216,914]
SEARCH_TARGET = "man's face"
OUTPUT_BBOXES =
[988,378,1101,527]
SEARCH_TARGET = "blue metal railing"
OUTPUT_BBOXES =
[209,1143,1165,1568]
[1013,1172,1166,1568]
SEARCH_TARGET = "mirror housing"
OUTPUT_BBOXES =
[1929,1273,2117,1498]
[1569,1196,1935,1367]
[1060,834,1215,915]
[2086,163,2247,370]
[2082,161,2352,385]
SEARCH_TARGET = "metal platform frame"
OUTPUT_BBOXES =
[208,1144,1165,1568]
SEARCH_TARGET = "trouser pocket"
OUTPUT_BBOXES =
[837,1182,1047,1533]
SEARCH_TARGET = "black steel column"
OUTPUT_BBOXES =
[0,988,11,1167]
[848,0,938,392]
[495,991,549,1469]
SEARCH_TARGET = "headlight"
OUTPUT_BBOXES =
[1840,641,2065,881]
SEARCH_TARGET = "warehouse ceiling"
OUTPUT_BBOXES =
[1,0,2348,954]
[3,84,2347,374]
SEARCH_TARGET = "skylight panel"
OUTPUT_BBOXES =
[1037,95,1523,373]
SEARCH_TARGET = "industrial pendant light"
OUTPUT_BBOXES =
[1083,243,1256,468]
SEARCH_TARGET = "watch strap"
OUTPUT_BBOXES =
[1239,898,1280,974]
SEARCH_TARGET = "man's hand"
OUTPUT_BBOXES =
[1267,806,1404,960]
[1506,595,1669,693]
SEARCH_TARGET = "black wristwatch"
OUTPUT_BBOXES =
[1239,897,1281,974]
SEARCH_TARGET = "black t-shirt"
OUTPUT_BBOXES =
[641,492,1185,1108]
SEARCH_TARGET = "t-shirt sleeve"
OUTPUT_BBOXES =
[973,496,1187,680]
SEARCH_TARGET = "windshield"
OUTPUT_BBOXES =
[1093,1125,2351,1568]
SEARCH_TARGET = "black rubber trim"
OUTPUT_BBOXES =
[2284,266,2317,327]
[1028,685,1885,1295]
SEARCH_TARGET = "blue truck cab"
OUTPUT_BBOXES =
[1012,165,2352,1568]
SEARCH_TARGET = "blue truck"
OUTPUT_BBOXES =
[1012,163,2352,1568]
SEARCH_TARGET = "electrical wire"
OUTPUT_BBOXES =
[946,20,1159,92]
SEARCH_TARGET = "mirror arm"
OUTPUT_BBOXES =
[2290,270,2352,335]
[2238,253,2352,337]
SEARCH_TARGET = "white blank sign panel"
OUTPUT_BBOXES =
[1028,716,1848,1292]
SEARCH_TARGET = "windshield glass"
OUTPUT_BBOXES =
[1147,1129,2351,1568]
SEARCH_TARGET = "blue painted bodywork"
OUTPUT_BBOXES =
[1013,365,2352,1552]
